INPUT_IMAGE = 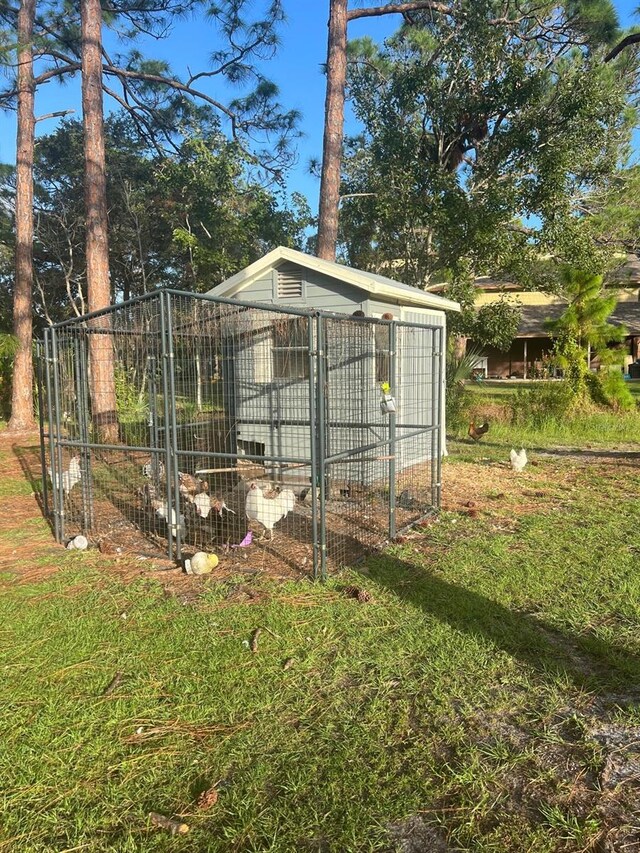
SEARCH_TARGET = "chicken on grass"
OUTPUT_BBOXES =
[510,448,528,472]
[468,421,490,442]
[245,481,296,540]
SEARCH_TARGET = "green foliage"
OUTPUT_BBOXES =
[596,369,637,410]
[446,343,485,426]
[546,268,626,352]
[158,134,313,288]
[0,114,311,326]
[466,378,640,445]
[113,363,148,423]
[586,166,640,255]
[339,1,635,291]
[0,333,18,420]
[472,297,522,351]
[546,266,628,407]
[551,335,590,396]
[509,381,576,428]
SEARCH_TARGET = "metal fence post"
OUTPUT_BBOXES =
[50,326,66,543]
[74,333,94,532]
[388,321,397,541]
[316,315,328,581]
[164,291,183,560]
[434,326,443,508]
[35,340,49,520]
[307,314,320,579]
[78,330,95,528]
[159,291,175,561]
[43,331,59,539]
[147,355,160,478]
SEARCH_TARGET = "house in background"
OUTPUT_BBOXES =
[431,262,640,379]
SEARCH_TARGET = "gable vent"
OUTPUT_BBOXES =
[276,264,303,300]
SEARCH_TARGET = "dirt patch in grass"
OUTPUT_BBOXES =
[3,433,639,598]
[441,447,639,527]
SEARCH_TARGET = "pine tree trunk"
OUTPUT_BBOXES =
[316,0,348,262]
[8,0,37,433]
[81,0,118,442]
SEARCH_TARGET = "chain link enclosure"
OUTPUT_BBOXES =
[38,289,443,578]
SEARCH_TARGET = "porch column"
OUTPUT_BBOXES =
[523,339,528,379]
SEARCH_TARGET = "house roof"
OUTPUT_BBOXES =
[428,256,640,294]
[517,301,640,338]
[207,246,461,313]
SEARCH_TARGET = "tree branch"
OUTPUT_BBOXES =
[605,32,640,63]
[347,1,453,22]
[36,108,75,122]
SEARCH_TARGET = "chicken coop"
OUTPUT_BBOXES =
[38,250,459,578]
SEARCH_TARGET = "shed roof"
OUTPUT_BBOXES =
[207,246,461,313]
[517,302,640,338]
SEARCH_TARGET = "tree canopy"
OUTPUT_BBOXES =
[339,0,637,310]
[0,113,312,328]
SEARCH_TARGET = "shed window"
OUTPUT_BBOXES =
[273,317,309,379]
[276,265,303,300]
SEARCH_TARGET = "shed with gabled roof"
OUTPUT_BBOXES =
[207,248,460,466]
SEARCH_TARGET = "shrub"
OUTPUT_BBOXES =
[509,381,575,428]
[584,372,610,408]
[114,364,149,423]
[0,335,19,421]
[599,370,637,411]
[446,344,484,428]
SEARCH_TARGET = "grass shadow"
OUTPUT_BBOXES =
[11,442,54,533]
[366,555,640,702]
[449,436,640,461]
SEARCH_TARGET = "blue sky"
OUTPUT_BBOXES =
[0,0,638,216]
[0,2,397,212]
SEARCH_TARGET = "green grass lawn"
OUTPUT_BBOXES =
[469,378,640,402]
[1,434,640,851]
[463,380,640,449]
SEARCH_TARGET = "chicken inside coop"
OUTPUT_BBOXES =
[244,480,296,540]
[48,455,82,495]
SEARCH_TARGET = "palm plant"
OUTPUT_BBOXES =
[445,342,485,427]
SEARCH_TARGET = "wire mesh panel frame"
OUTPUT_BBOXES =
[38,289,444,579]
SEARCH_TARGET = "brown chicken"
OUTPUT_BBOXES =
[468,421,489,442]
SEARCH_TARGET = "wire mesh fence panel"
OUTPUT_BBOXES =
[38,289,445,577]
[43,294,175,554]
[391,322,443,533]
[320,315,392,566]
[318,316,442,565]
[162,294,317,574]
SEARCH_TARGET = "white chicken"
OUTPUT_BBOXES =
[48,455,82,495]
[245,482,296,540]
[190,491,212,519]
[509,448,528,473]
[152,499,186,539]
[185,491,236,520]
